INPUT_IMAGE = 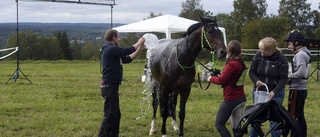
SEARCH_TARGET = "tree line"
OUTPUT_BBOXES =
[4,30,102,60]
[3,0,320,61]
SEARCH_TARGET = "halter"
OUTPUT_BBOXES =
[201,26,215,51]
[176,23,218,71]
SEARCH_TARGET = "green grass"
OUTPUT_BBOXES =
[0,60,319,137]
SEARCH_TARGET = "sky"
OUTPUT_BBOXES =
[0,0,319,24]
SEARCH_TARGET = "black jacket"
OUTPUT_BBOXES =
[249,51,288,94]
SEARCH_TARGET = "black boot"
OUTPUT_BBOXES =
[217,127,231,137]
[233,128,241,137]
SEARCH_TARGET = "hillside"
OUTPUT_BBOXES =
[0,22,124,49]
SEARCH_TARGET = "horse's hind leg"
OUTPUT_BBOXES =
[160,92,169,137]
[149,86,159,135]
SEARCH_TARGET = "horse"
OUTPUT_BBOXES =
[148,16,227,137]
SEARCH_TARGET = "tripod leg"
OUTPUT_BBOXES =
[5,68,32,84]
[18,68,32,84]
[6,68,18,84]
[308,68,318,81]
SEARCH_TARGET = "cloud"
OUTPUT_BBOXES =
[0,0,318,23]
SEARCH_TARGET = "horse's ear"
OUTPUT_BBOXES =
[199,16,205,24]
[212,16,216,22]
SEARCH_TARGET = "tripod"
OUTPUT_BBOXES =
[6,0,32,84]
[306,39,320,82]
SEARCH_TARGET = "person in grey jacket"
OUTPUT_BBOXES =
[285,30,311,137]
[249,37,288,137]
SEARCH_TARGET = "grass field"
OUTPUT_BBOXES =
[0,60,319,137]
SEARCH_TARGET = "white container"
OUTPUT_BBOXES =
[142,33,158,49]
[254,83,269,105]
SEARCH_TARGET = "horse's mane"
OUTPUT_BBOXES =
[181,23,201,38]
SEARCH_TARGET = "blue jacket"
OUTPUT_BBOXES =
[101,43,136,84]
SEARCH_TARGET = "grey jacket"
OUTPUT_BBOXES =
[288,47,311,90]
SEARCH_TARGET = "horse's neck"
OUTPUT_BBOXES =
[177,33,202,64]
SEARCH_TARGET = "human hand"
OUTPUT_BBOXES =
[210,68,221,76]
[256,80,264,87]
[138,45,145,51]
[207,76,212,82]
[287,79,291,85]
[266,91,275,101]
[138,37,145,45]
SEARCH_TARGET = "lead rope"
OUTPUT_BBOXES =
[197,51,218,90]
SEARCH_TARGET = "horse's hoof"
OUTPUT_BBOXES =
[149,120,157,135]
[149,131,156,135]
[162,135,167,137]
[149,128,156,135]
[172,121,179,131]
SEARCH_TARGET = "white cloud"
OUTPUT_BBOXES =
[0,0,318,23]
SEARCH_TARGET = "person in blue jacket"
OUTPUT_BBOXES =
[98,29,145,137]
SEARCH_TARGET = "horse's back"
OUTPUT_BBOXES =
[150,39,175,64]
[149,39,178,81]
[151,39,174,55]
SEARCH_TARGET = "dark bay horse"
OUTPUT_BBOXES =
[148,16,227,137]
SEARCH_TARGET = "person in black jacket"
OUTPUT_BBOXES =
[98,29,145,137]
[249,37,288,137]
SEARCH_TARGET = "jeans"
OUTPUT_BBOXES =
[250,88,285,137]
[98,85,120,137]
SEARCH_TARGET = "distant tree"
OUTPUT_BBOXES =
[6,30,38,60]
[215,13,233,42]
[81,42,100,60]
[70,38,83,60]
[316,4,320,38]
[242,17,290,49]
[6,30,63,60]
[143,12,163,20]
[305,9,320,38]
[179,0,214,21]
[230,0,267,42]
[54,31,72,60]
[34,35,63,60]
[278,0,312,31]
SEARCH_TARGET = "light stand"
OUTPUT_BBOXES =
[306,39,320,82]
[6,0,32,84]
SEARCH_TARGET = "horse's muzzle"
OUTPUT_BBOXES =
[218,49,227,59]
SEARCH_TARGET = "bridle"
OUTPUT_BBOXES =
[176,22,222,90]
[177,22,220,71]
[201,22,217,51]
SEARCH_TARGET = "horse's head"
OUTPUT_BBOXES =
[199,16,227,59]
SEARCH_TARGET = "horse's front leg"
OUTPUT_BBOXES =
[149,89,158,135]
[171,92,179,131]
[178,87,191,137]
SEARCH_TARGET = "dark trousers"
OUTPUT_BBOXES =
[98,85,120,137]
[288,89,307,137]
[215,97,246,137]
